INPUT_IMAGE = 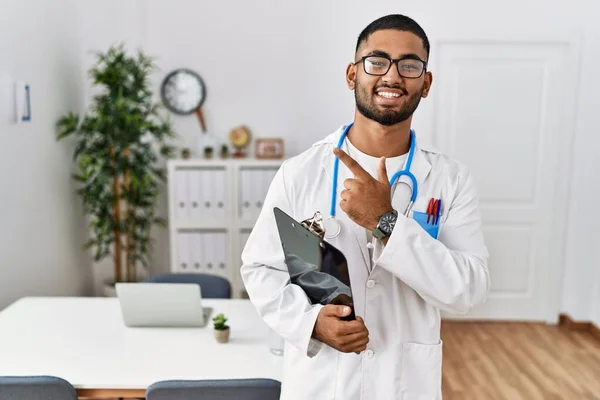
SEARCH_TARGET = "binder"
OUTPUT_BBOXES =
[240,169,252,220]
[215,169,226,219]
[201,169,212,215]
[217,232,228,274]
[273,207,355,320]
[203,233,214,271]
[188,170,202,220]
[175,170,189,220]
[191,231,203,270]
[176,232,191,271]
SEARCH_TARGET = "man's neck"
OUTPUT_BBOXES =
[347,111,412,158]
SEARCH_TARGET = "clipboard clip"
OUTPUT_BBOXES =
[300,211,326,239]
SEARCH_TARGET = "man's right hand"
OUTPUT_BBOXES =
[312,305,369,353]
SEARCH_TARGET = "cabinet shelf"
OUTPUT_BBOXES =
[167,158,282,298]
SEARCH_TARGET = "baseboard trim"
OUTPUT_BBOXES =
[559,313,600,341]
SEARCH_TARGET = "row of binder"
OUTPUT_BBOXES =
[176,231,228,276]
[174,168,228,220]
[239,168,278,220]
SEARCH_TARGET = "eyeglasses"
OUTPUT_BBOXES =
[354,55,427,78]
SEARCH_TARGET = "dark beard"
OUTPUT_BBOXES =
[355,83,423,126]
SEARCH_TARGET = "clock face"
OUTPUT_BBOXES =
[160,69,206,115]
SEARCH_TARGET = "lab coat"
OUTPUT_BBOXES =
[240,125,490,400]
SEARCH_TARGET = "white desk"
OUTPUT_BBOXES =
[0,297,282,398]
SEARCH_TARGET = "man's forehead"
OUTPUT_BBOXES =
[359,29,427,60]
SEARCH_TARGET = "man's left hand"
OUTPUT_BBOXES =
[333,147,393,231]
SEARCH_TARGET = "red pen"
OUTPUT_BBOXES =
[427,198,434,223]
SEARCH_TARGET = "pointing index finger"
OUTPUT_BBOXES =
[333,148,368,179]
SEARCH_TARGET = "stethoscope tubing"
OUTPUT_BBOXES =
[330,123,418,220]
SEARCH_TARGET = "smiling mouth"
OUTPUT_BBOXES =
[374,88,406,103]
[377,91,403,99]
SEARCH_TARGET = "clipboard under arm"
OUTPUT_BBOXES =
[273,207,355,321]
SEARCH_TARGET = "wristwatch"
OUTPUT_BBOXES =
[372,209,398,240]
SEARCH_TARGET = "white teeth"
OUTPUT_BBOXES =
[377,91,401,98]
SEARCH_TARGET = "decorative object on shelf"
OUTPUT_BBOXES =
[160,68,207,133]
[229,125,251,158]
[219,144,229,159]
[181,148,191,159]
[56,43,176,297]
[213,313,230,343]
[204,146,214,159]
[255,138,284,159]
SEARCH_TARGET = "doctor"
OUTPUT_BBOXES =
[241,14,490,399]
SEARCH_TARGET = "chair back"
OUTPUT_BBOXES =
[145,273,231,298]
[146,378,281,400]
[0,376,78,400]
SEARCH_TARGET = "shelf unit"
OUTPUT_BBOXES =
[167,158,283,298]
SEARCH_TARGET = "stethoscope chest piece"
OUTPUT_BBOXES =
[323,217,341,239]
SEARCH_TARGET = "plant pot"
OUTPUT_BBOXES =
[214,328,230,343]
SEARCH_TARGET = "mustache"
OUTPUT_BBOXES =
[374,84,407,95]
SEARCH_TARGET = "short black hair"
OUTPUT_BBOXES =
[355,14,430,59]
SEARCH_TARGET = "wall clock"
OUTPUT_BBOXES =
[160,68,207,132]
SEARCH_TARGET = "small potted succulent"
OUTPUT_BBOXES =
[203,146,213,159]
[213,313,230,343]
[220,144,229,159]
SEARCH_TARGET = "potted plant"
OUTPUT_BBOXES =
[56,43,176,296]
[219,144,229,159]
[213,313,230,343]
[204,146,213,159]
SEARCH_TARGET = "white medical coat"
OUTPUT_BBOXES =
[241,125,490,400]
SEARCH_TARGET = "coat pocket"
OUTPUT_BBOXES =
[399,340,443,400]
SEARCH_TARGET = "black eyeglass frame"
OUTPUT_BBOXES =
[354,55,428,78]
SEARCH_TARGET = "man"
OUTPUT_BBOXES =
[241,14,490,399]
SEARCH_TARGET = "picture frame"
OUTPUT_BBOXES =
[255,138,284,159]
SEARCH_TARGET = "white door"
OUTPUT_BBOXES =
[432,39,580,322]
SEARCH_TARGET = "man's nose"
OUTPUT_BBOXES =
[381,62,404,83]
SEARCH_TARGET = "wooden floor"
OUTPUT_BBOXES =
[95,322,600,400]
[441,321,600,400]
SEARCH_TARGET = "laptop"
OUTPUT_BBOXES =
[115,282,212,327]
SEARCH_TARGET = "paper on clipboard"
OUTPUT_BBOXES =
[273,207,355,321]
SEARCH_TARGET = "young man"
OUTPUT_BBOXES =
[241,14,490,399]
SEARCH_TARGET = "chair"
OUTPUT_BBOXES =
[146,378,281,400]
[0,376,78,400]
[144,273,232,299]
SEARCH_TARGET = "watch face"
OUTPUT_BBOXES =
[161,69,206,115]
[380,212,397,234]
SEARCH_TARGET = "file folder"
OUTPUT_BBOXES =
[273,207,355,321]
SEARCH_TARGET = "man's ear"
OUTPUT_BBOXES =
[422,71,433,98]
[346,63,357,90]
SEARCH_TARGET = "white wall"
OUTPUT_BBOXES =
[2,0,598,320]
[124,0,600,322]
[0,0,92,309]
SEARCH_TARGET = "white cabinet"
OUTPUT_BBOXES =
[167,159,282,298]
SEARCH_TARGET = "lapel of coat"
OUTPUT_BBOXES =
[320,126,433,271]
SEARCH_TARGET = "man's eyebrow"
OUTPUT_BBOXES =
[366,50,391,58]
[365,50,426,62]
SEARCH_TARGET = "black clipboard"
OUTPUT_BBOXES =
[273,207,355,321]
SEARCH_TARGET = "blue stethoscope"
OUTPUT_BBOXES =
[323,123,418,239]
